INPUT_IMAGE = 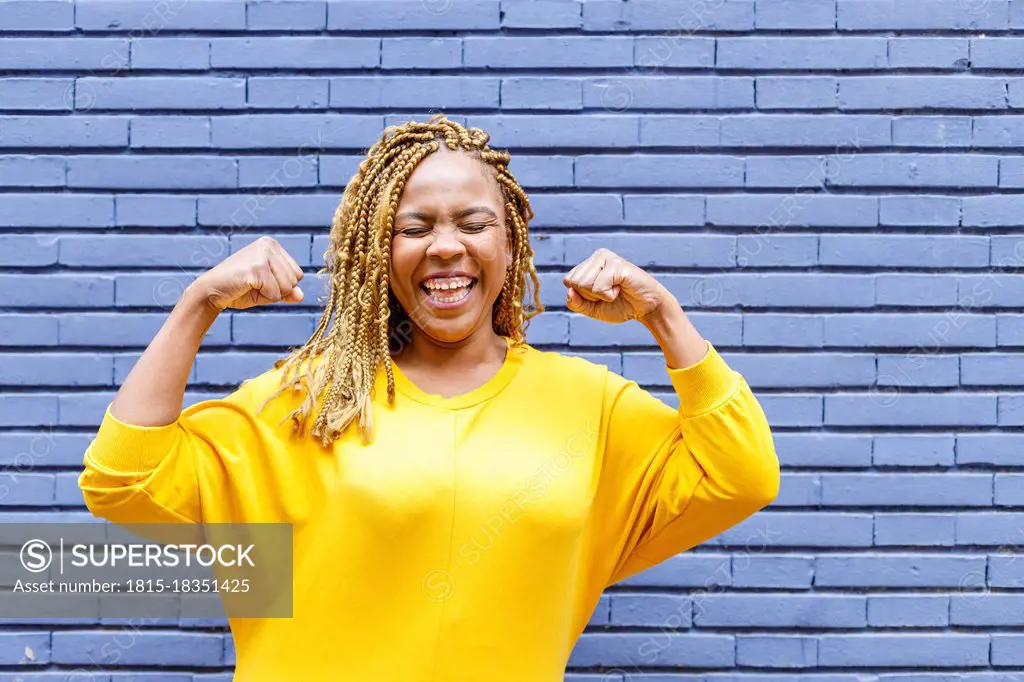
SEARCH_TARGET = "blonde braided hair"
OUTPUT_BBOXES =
[256,114,544,447]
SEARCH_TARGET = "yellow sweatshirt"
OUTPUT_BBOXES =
[79,337,779,681]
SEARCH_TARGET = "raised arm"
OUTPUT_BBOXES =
[79,237,305,524]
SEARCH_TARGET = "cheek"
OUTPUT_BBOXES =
[472,231,510,273]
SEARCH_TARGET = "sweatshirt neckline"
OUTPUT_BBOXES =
[389,336,525,410]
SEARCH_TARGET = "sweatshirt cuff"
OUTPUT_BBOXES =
[87,402,181,474]
[666,341,741,417]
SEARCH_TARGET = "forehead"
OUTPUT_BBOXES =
[399,148,502,206]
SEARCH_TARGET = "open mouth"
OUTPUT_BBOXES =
[420,276,477,305]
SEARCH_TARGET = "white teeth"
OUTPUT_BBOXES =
[423,276,473,291]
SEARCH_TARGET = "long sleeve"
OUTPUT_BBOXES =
[78,367,298,526]
[590,341,780,587]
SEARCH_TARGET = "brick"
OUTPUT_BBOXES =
[816,554,987,587]
[213,114,377,149]
[501,78,582,111]
[248,77,328,109]
[623,194,704,226]
[610,594,691,627]
[876,274,959,307]
[635,36,715,69]
[965,196,1024,226]
[566,234,733,268]
[840,76,1007,110]
[0,115,127,148]
[583,77,753,110]
[731,554,814,588]
[60,313,230,347]
[239,155,318,188]
[0,38,129,70]
[0,274,113,307]
[990,553,1024,587]
[823,313,996,348]
[330,77,498,109]
[130,116,210,149]
[75,0,245,30]
[60,235,231,267]
[757,395,824,427]
[618,553,731,588]
[232,313,317,346]
[893,116,973,147]
[327,1,499,30]
[822,474,992,506]
[952,594,1024,625]
[956,513,1024,545]
[773,433,872,467]
[974,116,1024,147]
[0,353,111,387]
[756,77,838,110]
[722,352,873,388]
[879,196,961,226]
[874,514,956,547]
[695,595,865,628]
[506,155,574,189]
[77,77,244,111]
[837,0,1009,29]
[0,155,64,187]
[709,512,873,548]
[825,394,996,427]
[993,634,1024,665]
[958,433,1024,465]
[198,194,340,228]
[736,636,817,668]
[67,156,236,190]
[0,395,58,427]
[963,354,1024,386]
[639,116,719,146]
[130,38,209,70]
[755,0,836,28]
[873,435,956,466]
[247,0,327,30]
[530,193,622,228]
[890,38,969,68]
[0,314,59,346]
[468,115,638,148]
[0,235,58,266]
[823,235,987,268]
[577,154,744,188]
[0,78,73,111]
[582,0,755,31]
[0,632,51,664]
[569,632,734,667]
[743,314,825,348]
[735,234,818,266]
[0,0,73,31]
[827,154,997,188]
[995,474,1024,505]
[382,38,461,69]
[868,596,949,627]
[502,0,581,28]
[719,37,886,69]
[51,632,223,666]
[195,353,282,385]
[721,114,891,147]
[116,195,197,227]
[212,37,377,69]
[707,195,878,228]
[466,37,631,68]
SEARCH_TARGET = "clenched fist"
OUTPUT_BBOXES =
[190,236,305,312]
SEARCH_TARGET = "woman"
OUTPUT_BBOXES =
[79,114,779,681]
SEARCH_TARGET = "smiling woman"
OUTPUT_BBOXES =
[78,113,780,682]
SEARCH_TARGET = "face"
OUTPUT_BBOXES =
[389,147,512,345]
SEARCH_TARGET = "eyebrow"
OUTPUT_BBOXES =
[395,206,499,222]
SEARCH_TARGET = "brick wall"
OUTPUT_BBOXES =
[1,0,1023,677]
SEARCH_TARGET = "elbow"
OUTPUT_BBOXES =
[748,438,781,509]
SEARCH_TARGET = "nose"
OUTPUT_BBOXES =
[424,225,467,259]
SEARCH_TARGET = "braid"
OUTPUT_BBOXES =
[257,113,544,447]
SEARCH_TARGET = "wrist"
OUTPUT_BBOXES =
[180,280,222,325]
